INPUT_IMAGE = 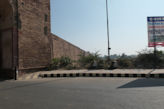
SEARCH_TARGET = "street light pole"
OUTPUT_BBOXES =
[106,0,111,62]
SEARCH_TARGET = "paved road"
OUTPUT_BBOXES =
[1,78,164,109]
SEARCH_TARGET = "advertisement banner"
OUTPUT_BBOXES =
[147,17,164,47]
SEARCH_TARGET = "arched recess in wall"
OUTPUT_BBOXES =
[0,0,14,76]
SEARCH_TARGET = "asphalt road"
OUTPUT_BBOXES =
[1,78,164,109]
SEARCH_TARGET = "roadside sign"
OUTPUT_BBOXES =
[147,16,164,47]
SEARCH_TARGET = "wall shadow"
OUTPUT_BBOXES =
[0,77,13,82]
[0,78,66,91]
[0,79,5,82]
[118,78,164,88]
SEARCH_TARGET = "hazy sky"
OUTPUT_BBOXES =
[50,0,164,56]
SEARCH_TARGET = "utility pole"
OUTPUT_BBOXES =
[106,0,111,63]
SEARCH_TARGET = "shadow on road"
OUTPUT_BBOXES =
[0,77,14,82]
[118,78,164,88]
[0,79,5,82]
[0,78,66,91]
[0,78,11,82]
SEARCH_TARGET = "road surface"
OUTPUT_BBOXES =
[1,78,164,109]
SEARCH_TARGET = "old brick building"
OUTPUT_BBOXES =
[0,0,85,78]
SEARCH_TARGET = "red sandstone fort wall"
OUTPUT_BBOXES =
[5,0,86,72]
[52,34,85,61]
[17,0,52,70]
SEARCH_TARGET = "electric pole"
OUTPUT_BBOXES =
[106,0,111,63]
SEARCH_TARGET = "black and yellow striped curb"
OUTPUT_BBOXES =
[39,73,164,78]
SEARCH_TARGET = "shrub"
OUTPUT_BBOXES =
[47,50,164,70]
[48,58,60,70]
[134,50,164,69]
[48,57,72,70]
[114,53,134,69]
[117,58,134,69]
[78,52,104,69]
[59,56,72,68]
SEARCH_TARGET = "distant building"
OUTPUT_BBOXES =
[0,0,85,78]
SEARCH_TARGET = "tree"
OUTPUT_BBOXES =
[134,50,164,69]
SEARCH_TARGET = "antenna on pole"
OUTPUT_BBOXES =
[106,0,111,63]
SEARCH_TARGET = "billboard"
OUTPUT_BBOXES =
[147,16,164,47]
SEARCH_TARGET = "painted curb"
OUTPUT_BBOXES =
[39,73,164,78]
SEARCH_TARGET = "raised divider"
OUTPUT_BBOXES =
[39,73,163,78]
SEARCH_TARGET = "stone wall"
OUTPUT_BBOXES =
[17,0,52,70]
[0,0,88,79]
[52,34,86,61]
[0,0,13,69]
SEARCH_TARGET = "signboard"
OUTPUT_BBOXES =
[147,16,164,47]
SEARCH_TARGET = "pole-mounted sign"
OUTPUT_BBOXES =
[147,16,164,69]
[147,16,164,47]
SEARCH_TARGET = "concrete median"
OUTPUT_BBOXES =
[18,69,164,80]
[39,73,163,78]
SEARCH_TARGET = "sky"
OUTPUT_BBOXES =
[50,0,164,56]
